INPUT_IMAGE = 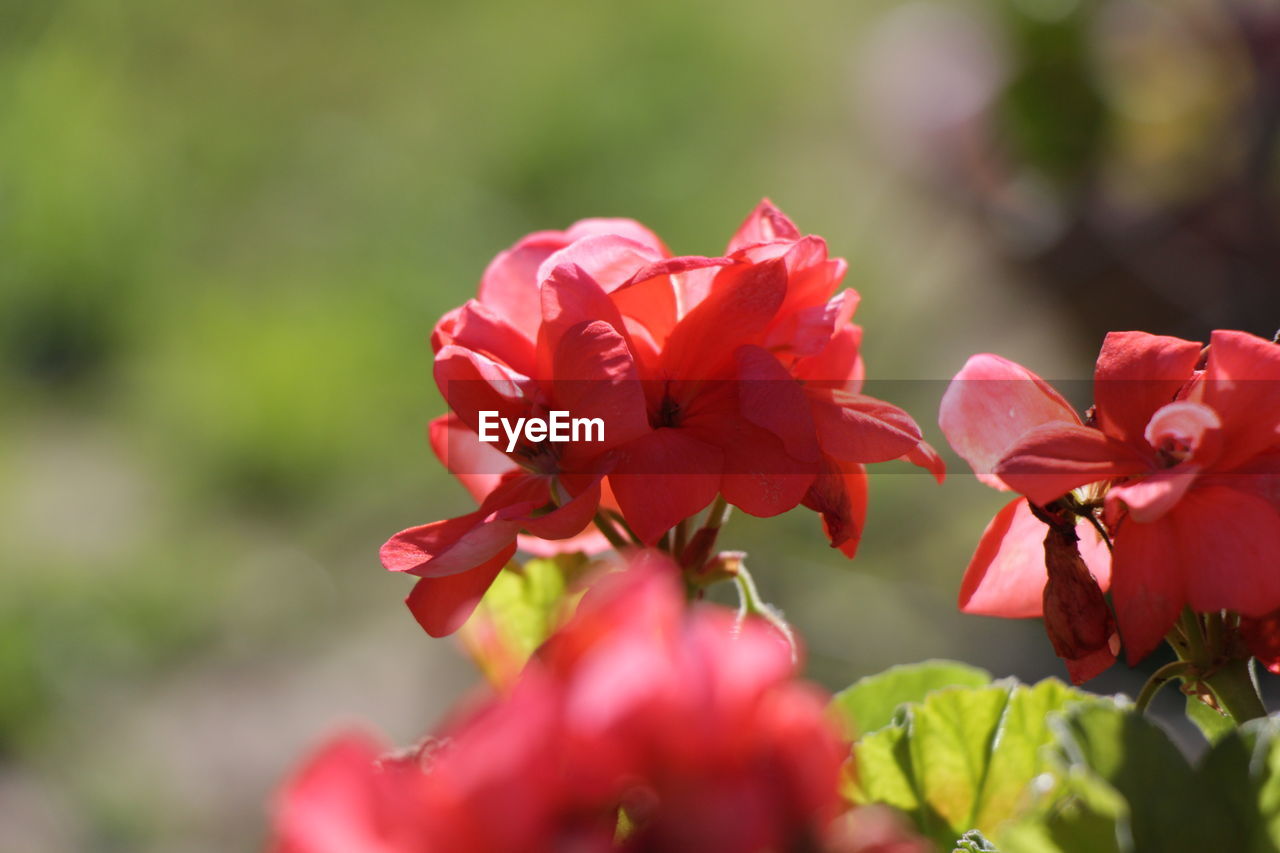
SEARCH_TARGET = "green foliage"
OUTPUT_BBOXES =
[831,659,992,738]
[845,668,1280,853]
[846,675,1100,849]
[462,556,587,683]
[954,829,1000,852]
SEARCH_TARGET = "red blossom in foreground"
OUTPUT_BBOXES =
[269,555,926,853]
[940,330,1280,679]
[382,201,942,635]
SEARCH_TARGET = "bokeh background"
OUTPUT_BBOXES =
[3,0,1278,849]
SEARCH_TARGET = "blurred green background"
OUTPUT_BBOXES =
[3,0,1277,849]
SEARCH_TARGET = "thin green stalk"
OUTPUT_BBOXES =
[593,512,630,550]
[704,494,731,532]
[733,562,797,663]
[1134,661,1193,712]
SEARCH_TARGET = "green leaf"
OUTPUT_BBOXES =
[849,678,1099,848]
[831,660,991,738]
[1186,693,1235,745]
[954,828,1000,851]
[460,555,586,684]
[1199,715,1280,852]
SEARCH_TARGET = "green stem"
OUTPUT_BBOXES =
[1134,661,1193,712]
[673,518,690,557]
[733,562,797,662]
[1177,609,1209,665]
[1203,658,1268,724]
[704,494,731,532]
[593,512,631,550]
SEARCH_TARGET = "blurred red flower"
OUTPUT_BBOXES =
[269,554,925,852]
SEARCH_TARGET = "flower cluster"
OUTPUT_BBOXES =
[268,554,928,853]
[940,330,1280,681]
[381,202,943,636]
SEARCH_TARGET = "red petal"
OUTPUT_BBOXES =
[563,217,669,255]
[810,390,923,463]
[518,479,601,540]
[535,234,662,294]
[661,258,788,380]
[1110,512,1185,665]
[1064,645,1118,685]
[380,510,515,578]
[537,263,630,379]
[477,231,569,340]
[960,498,1110,618]
[801,458,868,558]
[429,414,516,503]
[1199,330,1280,470]
[996,422,1149,506]
[938,353,1080,489]
[900,440,947,484]
[405,546,514,637]
[725,198,802,252]
[1105,465,1200,524]
[549,320,650,458]
[608,430,723,544]
[735,345,821,463]
[433,344,533,435]
[1176,486,1280,617]
[432,299,536,377]
[1092,331,1201,447]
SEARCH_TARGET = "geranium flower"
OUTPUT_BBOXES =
[940,330,1280,677]
[386,202,944,634]
[269,555,923,852]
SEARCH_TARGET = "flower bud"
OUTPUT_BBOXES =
[1042,524,1119,683]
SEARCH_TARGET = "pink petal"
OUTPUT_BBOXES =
[405,546,514,638]
[535,234,663,295]
[1092,330,1202,446]
[608,429,723,544]
[938,354,1080,489]
[477,231,570,340]
[996,422,1149,506]
[431,299,536,377]
[1143,400,1223,467]
[1105,465,1200,524]
[563,217,669,256]
[959,498,1110,618]
[1199,330,1280,470]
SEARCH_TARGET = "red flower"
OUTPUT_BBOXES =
[269,555,908,852]
[941,330,1280,676]
[386,202,943,634]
